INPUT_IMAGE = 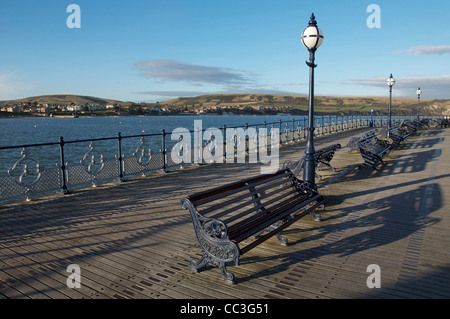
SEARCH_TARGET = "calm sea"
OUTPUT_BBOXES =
[0,115,309,172]
[0,115,307,146]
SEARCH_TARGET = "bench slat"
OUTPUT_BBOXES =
[358,131,392,169]
[218,185,298,225]
[200,176,293,216]
[239,196,323,255]
[189,169,291,205]
[230,192,321,243]
[224,187,308,230]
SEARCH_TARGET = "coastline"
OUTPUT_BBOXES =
[0,112,299,119]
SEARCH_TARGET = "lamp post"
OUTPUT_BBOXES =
[416,87,422,120]
[301,13,323,190]
[370,108,374,127]
[386,74,395,138]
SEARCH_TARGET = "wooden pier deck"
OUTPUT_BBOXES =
[1,127,449,302]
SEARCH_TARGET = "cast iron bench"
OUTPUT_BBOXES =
[436,119,449,128]
[388,124,410,147]
[282,143,341,178]
[358,132,392,170]
[180,168,325,283]
[400,120,420,135]
[344,129,378,152]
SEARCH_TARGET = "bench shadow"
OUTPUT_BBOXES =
[234,182,443,286]
[349,129,444,178]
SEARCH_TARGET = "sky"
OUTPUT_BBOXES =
[0,0,449,103]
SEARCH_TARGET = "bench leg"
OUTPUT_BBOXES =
[311,210,321,221]
[190,253,210,272]
[276,232,288,245]
[254,228,288,245]
[218,262,235,284]
[259,220,289,245]
[191,253,236,284]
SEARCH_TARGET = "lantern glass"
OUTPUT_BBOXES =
[301,26,324,50]
[387,76,395,87]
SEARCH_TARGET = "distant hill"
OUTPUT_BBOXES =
[162,93,450,116]
[0,94,133,107]
[2,93,449,116]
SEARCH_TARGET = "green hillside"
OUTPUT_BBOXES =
[0,94,133,107]
[161,93,450,116]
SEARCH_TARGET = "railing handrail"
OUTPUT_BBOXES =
[0,115,436,203]
[0,114,424,151]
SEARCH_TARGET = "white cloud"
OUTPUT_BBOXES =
[344,75,450,99]
[132,59,307,101]
[135,88,305,100]
[398,45,450,56]
[135,90,210,98]
[132,59,255,85]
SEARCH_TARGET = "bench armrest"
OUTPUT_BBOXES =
[181,198,240,265]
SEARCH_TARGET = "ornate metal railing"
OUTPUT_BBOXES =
[0,115,416,203]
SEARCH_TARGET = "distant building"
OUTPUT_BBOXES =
[7,107,21,112]
[88,105,106,111]
[67,105,83,112]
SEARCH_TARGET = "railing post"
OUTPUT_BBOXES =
[292,118,295,142]
[117,132,125,182]
[262,121,267,152]
[245,123,249,155]
[161,129,167,173]
[222,124,227,162]
[279,120,282,145]
[59,136,70,194]
[303,117,306,139]
[331,116,334,133]
[321,115,324,135]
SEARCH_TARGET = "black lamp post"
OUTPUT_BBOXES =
[386,74,395,138]
[301,13,323,190]
[416,87,422,120]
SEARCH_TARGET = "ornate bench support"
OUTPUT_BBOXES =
[181,198,240,284]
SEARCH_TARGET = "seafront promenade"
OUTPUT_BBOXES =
[0,126,449,299]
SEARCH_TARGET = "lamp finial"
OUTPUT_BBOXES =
[308,13,317,26]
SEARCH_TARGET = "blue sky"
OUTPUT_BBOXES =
[0,0,449,102]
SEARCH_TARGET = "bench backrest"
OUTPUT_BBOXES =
[363,130,378,139]
[358,132,390,152]
[185,168,320,233]
[314,144,341,162]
